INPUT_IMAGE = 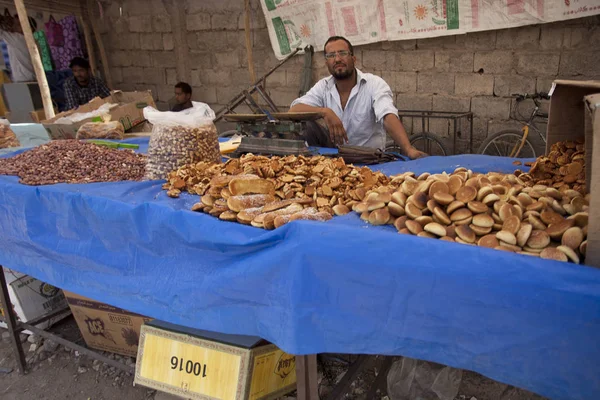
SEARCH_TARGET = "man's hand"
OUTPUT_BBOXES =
[322,108,348,146]
[405,146,428,160]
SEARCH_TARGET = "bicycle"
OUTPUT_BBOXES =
[477,92,550,158]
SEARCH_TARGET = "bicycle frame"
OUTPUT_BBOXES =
[509,97,547,158]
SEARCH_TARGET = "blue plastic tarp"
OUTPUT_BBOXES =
[0,137,599,400]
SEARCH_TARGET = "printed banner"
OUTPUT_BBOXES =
[260,0,600,59]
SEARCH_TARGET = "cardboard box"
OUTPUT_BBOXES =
[135,320,297,400]
[0,268,71,332]
[547,80,600,267]
[41,90,155,140]
[64,291,152,357]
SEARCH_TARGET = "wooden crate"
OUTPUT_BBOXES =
[134,321,297,400]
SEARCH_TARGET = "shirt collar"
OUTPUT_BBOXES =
[327,68,367,89]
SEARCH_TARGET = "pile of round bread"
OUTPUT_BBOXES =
[163,153,389,229]
[350,167,588,264]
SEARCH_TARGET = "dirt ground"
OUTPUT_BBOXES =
[0,317,546,400]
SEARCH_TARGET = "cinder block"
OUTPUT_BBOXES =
[186,13,211,31]
[156,84,175,102]
[143,67,166,85]
[128,16,152,33]
[536,77,555,94]
[473,51,514,74]
[472,116,488,143]
[559,50,600,76]
[187,33,199,50]
[196,32,229,51]
[131,52,152,67]
[361,50,393,71]
[540,25,566,49]
[417,73,455,95]
[267,88,300,108]
[493,75,536,97]
[110,51,132,67]
[163,34,174,51]
[110,67,123,84]
[216,85,247,104]
[199,69,232,85]
[417,35,457,49]
[215,51,240,68]
[516,53,559,76]
[237,12,267,30]
[265,70,287,87]
[432,95,471,112]
[382,39,416,51]
[496,26,540,49]
[211,13,242,31]
[396,94,432,111]
[193,87,218,104]
[152,51,178,68]
[434,51,474,72]
[152,15,172,33]
[189,52,214,69]
[455,74,494,96]
[140,33,162,51]
[186,0,245,13]
[166,68,177,85]
[471,96,511,119]
[457,31,497,50]
[116,34,140,51]
[396,51,434,72]
[122,67,145,84]
[381,71,417,93]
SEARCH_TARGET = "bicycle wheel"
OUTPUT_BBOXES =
[477,130,536,158]
[410,132,449,156]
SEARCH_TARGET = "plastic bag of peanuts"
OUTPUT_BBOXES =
[143,102,221,180]
[0,118,20,149]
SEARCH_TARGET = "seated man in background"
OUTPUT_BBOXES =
[290,36,426,160]
[63,57,110,110]
[171,82,193,112]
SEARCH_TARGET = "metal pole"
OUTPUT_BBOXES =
[0,267,27,374]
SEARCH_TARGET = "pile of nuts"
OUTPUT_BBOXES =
[164,153,389,228]
[350,167,589,264]
[518,139,586,194]
[0,140,146,185]
[0,123,19,149]
[145,125,221,180]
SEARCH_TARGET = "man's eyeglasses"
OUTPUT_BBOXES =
[324,50,352,60]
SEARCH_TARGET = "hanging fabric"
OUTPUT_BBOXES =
[44,15,64,47]
[33,31,53,72]
[48,15,84,71]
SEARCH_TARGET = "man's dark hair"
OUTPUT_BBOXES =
[69,57,90,69]
[175,82,192,95]
[323,36,354,56]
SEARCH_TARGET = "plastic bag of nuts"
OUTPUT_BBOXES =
[76,121,125,140]
[0,118,20,149]
[144,102,221,180]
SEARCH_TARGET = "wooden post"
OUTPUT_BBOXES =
[86,0,113,89]
[79,16,97,76]
[13,0,55,119]
[244,0,256,84]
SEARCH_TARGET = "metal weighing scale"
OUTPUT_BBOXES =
[222,112,321,157]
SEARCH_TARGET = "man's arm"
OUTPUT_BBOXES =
[371,77,426,159]
[97,78,111,98]
[63,81,77,111]
[289,80,347,145]
[383,114,426,159]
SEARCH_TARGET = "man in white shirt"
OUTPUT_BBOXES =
[0,18,35,82]
[290,36,426,159]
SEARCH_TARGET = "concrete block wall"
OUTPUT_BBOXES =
[98,0,600,153]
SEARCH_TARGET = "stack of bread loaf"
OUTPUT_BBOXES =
[349,166,588,263]
[164,153,389,229]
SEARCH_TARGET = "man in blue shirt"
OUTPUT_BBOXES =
[290,36,426,159]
